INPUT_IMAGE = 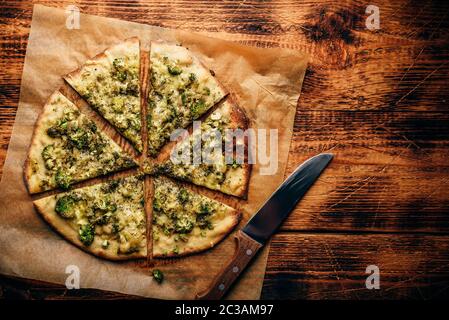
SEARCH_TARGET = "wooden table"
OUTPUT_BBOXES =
[1,0,449,300]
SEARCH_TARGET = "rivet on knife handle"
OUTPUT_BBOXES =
[196,230,263,300]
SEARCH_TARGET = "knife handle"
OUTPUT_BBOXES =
[196,230,263,300]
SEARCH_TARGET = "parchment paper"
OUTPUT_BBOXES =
[0,5,308,299]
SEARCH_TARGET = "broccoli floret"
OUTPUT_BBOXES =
[199,203,211,215]
[112,58,128,82]
[188,73,196,82]
[86,121,97,133]
[190,99,206,119]
[55,170,71,190]
[174,216,194,234]
[111,96,126,113]
[152,269,164,284]
[91,199,117,225]
[197,204,213,230]
[68,128,89,150]
[113,57,125,71]
[177,188,189,204]
[111,222,120,234]
[153,198,162,212]
[181,93,187,105]
[79,224,95,246]
[126,82,139,96]
[197,215,213,230]
[46,119,69,138]
[167,65,182,75]
[55,195,76,219]
[41,145,54,160]
[41,145,55,170]
[101,179,120,193]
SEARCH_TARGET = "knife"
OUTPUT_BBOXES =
[196,153,333,299]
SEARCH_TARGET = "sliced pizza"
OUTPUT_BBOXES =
[152,176,240,257]
[147,41,227,156]
[157,100,251,198]
[24,91,136,194]
[33,175,146,260]
[64,37,143,152]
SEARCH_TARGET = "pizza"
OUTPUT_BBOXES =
[24,91,137,194]
[64,37,143,152]
[152,176,241,257]
[157,99,251,198]
[146,41,227,156]
[33,175,147,260]
[25,38,252,263]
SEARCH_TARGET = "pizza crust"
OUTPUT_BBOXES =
[24,91,63,194]
[153,205,240,258]
[33,197,146,260]
[152,176,242,258]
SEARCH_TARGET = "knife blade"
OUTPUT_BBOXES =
[243,152,334,244]
[196,153,333,299]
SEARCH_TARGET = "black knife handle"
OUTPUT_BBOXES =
[196,230,263,300]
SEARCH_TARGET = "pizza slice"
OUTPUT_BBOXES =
[147,41,227,156]
[157,100,251,198]
[24,91,137,194]
[64,37,143,152]
[33,175,146,260]
[152,176,240,257]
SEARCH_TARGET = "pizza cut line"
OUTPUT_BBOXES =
[26,38,252,261]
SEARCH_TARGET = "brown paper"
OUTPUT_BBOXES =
[0,5,308,299]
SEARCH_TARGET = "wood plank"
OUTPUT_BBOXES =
[1,0,449,300]
[4,232,448,300]
[0,275,140,300]
[261,232,449,299]
[281,110,449,232]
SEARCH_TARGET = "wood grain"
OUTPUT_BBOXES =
[1,0,449,299]
[263,233,449,299]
